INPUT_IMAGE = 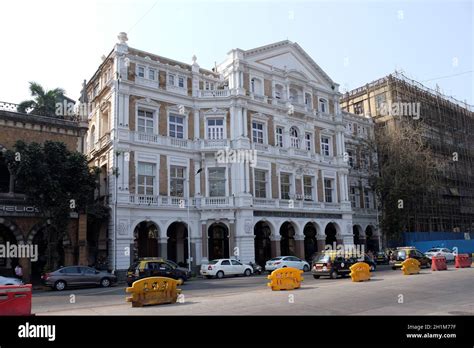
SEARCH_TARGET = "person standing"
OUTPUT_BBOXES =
[15,264,23,281]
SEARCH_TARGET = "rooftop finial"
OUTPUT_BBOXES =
[118,32,128,45]
[192,55,197,64]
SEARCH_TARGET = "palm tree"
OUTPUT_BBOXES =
[17,82,65,117]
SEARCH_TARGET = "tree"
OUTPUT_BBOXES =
[5,141,98,270]
[17,82,65,117]
[370,120,443,243]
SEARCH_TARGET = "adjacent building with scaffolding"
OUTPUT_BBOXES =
[340,72,474,237]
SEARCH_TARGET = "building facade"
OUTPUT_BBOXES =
[85,33,379,275]
[341,72,474,235]
[0,103,88,282]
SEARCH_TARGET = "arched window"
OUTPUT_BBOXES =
[274,84,284,100]
[290,126,300,148]
[0,149,10,193]
[289,88,298,103]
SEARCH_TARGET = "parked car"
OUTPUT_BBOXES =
[424,248,455,262]
[0,276,23,286]
[375,251,390,265]
[248,262,263,275]
[200,259,253,279]
[311,251,355,279]
[127,257,191,286]
[390,247,431,270]
[265,256,311,272]
[41,266,117,291]
[362,254,377,271]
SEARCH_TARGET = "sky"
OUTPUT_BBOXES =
[0,0,472,106]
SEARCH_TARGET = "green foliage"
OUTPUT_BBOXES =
[17,82,66,117]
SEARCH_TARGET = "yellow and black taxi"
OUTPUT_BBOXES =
[390,247,431,270]
[126,258,191,286]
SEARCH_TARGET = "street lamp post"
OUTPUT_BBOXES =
[186,168,202,273]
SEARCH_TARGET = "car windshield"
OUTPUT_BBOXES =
[313,253,331,263]
[395,250,407,260]
[427,249,440,252]
[166,260,179,268]
[269,257,282,261]
[128,262,139,271]
[208,260,219,265]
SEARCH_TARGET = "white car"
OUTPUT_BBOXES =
[0,276,23,285]
[200,259,253,279]
[265,256,310,272]
[424,248,455,262]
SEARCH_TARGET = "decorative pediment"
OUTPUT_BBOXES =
[243,40,338,90]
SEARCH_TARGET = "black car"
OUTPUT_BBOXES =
[311,252,356,279]
[375,251,390,265]
[127,258,191,286]
[362,254,377,271]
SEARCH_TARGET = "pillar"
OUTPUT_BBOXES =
[270,235,281,258]
[78,214,88,265]
[158,237,167,259]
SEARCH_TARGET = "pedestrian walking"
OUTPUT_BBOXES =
[15,264,23,281]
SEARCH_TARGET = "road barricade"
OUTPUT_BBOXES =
[401,258,420,275]
[431,256,447,271]
[267,267,303,291]
[455,254,471,268]
[126,277,181,307]
[0,284,32,316]
[349,262,371,282]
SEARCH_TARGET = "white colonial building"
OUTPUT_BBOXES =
[84,33,379,276]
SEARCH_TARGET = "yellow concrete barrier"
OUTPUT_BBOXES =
[349,262,371,282]
[126,277,181,307]
[267,267,303,291]
[401,258,420,275]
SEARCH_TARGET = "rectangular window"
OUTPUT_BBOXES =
[324,178,333,203]
[252,121,264,144]
[148,69,156,80]
[137,109,154,134]
[170,166,185,197]
[169,114,184,139]
[303,176,313,201]
[178,76,185,88]
[137,66,145,78]
[168,74,175,86]
[208,168,226,197]
[207,119,224,140]
[305,133,312,151]
[346,123,353,133]
[350,187,357,208]
[375,94,386,110]
[275,91,281,99]
[276,127,284,147]
[280,173,291,200]
[137,162,155,195]
[321,136,330,156]
[254,170,267,198]
[347,150,354,168]
[353,102,364,115]
[364,189,371,209]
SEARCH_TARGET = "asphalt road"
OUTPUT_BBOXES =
[32,264,474,315]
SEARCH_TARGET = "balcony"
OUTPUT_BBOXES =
[166,84,188,96]
[131,131,192,149]
[250,93,268,103]
[199,89,230,98]
[200,138,228,150]
[122,194,234,209]
[135,77,159,89]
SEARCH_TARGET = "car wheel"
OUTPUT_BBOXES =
[177,276,185,284]
[244,269,251,277]
[100,278,111,288]
[303,265,310,272]
[216,271,224,279]
[330,270,338,279]
[54,280,66,291]
[313,275,320,279]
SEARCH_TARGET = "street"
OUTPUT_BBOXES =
[32,265,474,315]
